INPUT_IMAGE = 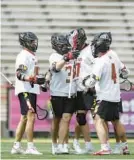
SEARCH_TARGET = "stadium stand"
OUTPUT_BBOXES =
[1,0,134,124]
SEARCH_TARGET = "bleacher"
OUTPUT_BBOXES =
[1,0,134,83]
[1,0,134,136]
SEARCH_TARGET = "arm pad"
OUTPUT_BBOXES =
[51,62,60,72]
[16,64,27,81]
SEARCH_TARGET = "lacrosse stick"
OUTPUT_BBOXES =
[0,72,49,120]
[0,72,15,87]
[68,29,79,98]
[68,60,76,98]
[36,104,49,120]
[120,79,134,91]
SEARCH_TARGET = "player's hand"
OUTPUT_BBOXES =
[36,74,45,84]
[28,106,35,113]
[40,83,48,92]
[71,50,80,59]
[28,74,45,85]
[83,74,98,88]
[26,99,35,113]
[63,50,80,62]
[28,75,36,83]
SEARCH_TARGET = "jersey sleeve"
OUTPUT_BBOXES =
[49,53,63,68]
[15,54,29,71]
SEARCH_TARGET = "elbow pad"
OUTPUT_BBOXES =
[16,64,27,81]
[51,62,60,72]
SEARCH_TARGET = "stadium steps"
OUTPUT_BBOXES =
[1,0,134,85]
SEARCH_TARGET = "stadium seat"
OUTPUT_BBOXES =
[1,0,134,121]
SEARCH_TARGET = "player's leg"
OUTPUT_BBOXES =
[112,126,121,154]
[50,96,63,154]
[104,121,111,150]
[73,122,82,153]
[94,115,110,153]
[75,92,93,153]
[11,115,27,154]
[112,100,123,154]
[78,112,93,153]
[93,101,113,155]
[15,115,27,141]
[51,117,60,143]
[74,122,81,140]
[51,117,60,154]
[24,93,42,155]
[57,97,75,154]
[112,120,130,154]
[11,93,27,154]
[63,128,70,153]
[58,113,72,151]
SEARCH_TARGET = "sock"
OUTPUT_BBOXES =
[58,144,63,149]
[101,143,109,150]
[14,142,21,148]
[27,142,34,149]
[64,143,68,148]
[121,142,128,148]
[73,138,79,144]
[52,143,57,147]
[115,142,120,147]
[85,141,92,149]
[107,141,111,150]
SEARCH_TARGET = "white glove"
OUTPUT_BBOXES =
[84,76,96,88]
[83,74,97,88]
[76,79,88,92]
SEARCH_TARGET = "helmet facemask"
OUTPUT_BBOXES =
[51,34,71,55]
[19,32,38,52]
[91,32,112,58]
[68,28,87,51]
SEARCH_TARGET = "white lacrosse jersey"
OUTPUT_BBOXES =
[76,44,95,91]
[92,49,125,102]
[49,52,77,97]
[15,49,40,95]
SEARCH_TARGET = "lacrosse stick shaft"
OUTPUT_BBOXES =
[68,61,75,98]
[0,72,15,87]
[34,65,39,76]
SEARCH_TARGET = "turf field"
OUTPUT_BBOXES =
[1,138,134,159]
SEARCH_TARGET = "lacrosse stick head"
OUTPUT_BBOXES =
[120,79,132,91]
[68,28,87,51]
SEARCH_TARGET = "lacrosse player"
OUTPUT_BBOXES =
[49,33,79,154]
[11,32,44,155]
[83,32,130,155]
[68,28,94,154]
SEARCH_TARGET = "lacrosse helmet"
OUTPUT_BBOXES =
[68,28,87,50]
[51,33,71,55]
[91,32,112,58]
[19,32,38,52]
